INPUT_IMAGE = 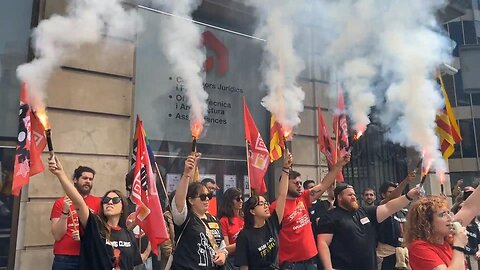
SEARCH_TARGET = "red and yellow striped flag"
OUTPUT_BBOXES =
[436,76,462,159]
[269,115,285,162]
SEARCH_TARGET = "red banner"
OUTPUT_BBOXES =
[243,98,269,195]
[318,108,344,182]
[131,118,169,255]
[12,84,46,196]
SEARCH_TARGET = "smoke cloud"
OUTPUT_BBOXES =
[311,0,454,173]
[153,0,207,134]
[17,0,139,110]
[246,0,305,131]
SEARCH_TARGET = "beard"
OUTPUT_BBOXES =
[75,183,91,196]
[288,189,301,198]
[341,199,359,212]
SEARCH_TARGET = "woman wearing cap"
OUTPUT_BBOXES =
[218,187,244,270]
[48,156,146,270]
[171,153,227,269]
[406,185,480,270]
[234,151,292,270]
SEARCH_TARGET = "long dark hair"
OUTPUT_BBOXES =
[243,194,264,228]
[218,188,243,225]
[98,189,129,239]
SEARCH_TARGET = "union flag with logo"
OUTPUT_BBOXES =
[243,98,269,195]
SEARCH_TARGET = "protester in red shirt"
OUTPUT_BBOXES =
[405,187,480,270]
[50,165,101,270]
[219,187,244,269]
[270,154,351,269]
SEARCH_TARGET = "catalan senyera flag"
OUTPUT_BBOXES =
[131,117,169,256]
[318,108,344,182]
[12,84,47,196]
[269,115,285,162]
[243,98,269,195]
[436,76,462,159]
[333,87,349,159]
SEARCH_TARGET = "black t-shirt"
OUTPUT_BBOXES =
[80,213,142,270]
[235,211,281,270]
[377,208,407,247]
[309,199,332,235]
[172,212,224,270]
[317,206,378,270]
[465,221,480,255]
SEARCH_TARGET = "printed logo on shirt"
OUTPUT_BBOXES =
[286,201,306,222]
[197,232,216,267]
[394,216,406,223]
[360,217,370,225]
[257,237,276,257]
[106,239,132,248]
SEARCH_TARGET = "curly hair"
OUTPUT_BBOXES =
[404,195,449,244]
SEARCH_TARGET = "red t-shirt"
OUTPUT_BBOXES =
[50,195,101,255]
[208,197,218,217]
[270,190,316,263]
[219,216,244,246]
[409,240,454,270]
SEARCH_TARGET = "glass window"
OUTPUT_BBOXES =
[449,21,464,57]
[463,21,478,45]
[459,119,477,158]
[472,93,480,105]
[0,1,34,139]
[442,74,456,106]
[455,70,471,106]
[0,147,15,267]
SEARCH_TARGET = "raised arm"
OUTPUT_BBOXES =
[275,150,293,224]
[49,156,90,227]
[454,185,480,225]
[309,154,351,202]
[380,171,416,204]
[377,186,419,223]
[173,153,199,225]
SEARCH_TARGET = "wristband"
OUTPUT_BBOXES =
[405,193,413,201]
[452,246,466,253]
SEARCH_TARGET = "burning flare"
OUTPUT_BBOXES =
[353,130,363,141]
[191,122,202,140]
[35,106,50,130]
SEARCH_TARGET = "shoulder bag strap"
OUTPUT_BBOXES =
[172,217,190,255]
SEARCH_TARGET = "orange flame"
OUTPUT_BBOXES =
[422,159,432,177]
[191,122,203,139]
[36,107,50,130]
[353,130,363,141]
[283,128,293,141]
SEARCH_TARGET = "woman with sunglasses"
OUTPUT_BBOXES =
[171,153,228,269]
[48,156,147,270]
[405,185,480,270]
[234,151,292,270]
[219,187,245,270]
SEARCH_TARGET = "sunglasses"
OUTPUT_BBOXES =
[255,201,270,208]
[291,181,302,186]
[234,196,244,202]
[102,196,122,205]
[195,193,213,201]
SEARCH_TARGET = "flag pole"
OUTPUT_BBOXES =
[245,139,252,196]
[333,81,340,189]
[153,161,170,208]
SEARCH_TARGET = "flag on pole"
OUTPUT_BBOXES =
[333,88,349,160]
[131,118,169,255]
[318,108,344,182]
[269,116,285,162]
[12,84,47,196]
[436,76,462,159]
[243,98,269,195]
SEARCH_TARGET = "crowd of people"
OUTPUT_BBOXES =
[47,152,480,270]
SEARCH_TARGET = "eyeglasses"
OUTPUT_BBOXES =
[195,193,213,201]
[437,210,453,218]
[255,201,270,208]
[102,196,122,204]
[291,181,302,186]
[234,196,244,202]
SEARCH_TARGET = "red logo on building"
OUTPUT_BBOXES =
[202,31,229,76]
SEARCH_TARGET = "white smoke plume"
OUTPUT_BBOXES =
[246,0,305,131]
[312,0,453,173]
[17,0,139,110]
[153,0,207,134]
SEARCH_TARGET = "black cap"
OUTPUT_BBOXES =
[334,183,354,206]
